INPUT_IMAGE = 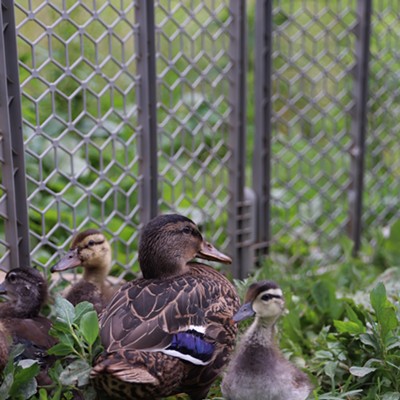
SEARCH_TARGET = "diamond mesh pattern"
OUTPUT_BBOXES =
[364,2,400,233]
[3,1,398,277]
[15,0,140,275]
[155,0,233,248]
[268,1,357,264]
[12,0,236,276]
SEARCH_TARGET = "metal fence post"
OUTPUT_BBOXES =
[0,0,30,270]
[229,0,248,279]
[348,0,372,254]
[253,0,273,261]
[136,0,158,225]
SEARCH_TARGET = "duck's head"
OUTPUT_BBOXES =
[233,280,285,324]
[51,229,112,277]
[138,214,232,279]
[0,268,48,318]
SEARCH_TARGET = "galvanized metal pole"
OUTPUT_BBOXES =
[136,0,158,225]
[253,0,273,261]
[0,0,30,270]
[229,0,247,278]
[348,0,372,254]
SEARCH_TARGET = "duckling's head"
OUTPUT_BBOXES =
[0,268,48,318]
[51,229,112,278]
[233,280,285,324]
[139,214,232,279]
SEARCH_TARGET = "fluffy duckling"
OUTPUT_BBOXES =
[51,229,117,313]
[0,268,57,376]
[221,280,312,400]
[91,214,240,400]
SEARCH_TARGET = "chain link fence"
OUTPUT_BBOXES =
[0,0,399,279]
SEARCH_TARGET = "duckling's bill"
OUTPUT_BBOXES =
[51,249,81,272]
[233,302,255,323]
[196,241,232,264]
[0,283,6,295]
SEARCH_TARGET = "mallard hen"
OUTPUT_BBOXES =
[0,268,57,378]
[221,280,313,400]
[51,229,118,313]
[91,214,240,400]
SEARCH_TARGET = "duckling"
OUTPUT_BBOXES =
[91,214,240,400]
[221,280,312,400]
[51,229,117,313]
[0,268,57,376]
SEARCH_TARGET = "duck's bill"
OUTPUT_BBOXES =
[233,302,255,323]
[50,249,81,272]
[196,241,232,264]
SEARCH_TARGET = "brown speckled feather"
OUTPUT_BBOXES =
[91,214,240,400]
[100,263,237,351]
[93,263,239,399]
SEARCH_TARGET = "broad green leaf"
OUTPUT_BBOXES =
[9,360,40,399]
[47,342,75,356]
[360,333,378,351]
[80,310,99,346]
[314,350,334,360]
[59,359,92,387]
[324,361,337,380]
[53,332,75,347]
[311,280,343,319]
[334,320,365,335]
[364,358,383,367]
[74,301,95,323]
[345,303,364,327]
[380,307,398,339]
[54,295,75,325]
[0,371,14,399]
[370,283,398,339]
[370,283,386,315]
[50,320,72,334]
[349,366,377,377]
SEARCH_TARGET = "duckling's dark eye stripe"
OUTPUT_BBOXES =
[261,294,282,301]
[82,240,105,249]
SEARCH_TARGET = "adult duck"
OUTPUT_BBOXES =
[51,229,118,313]
[91,214,240,399]
[221,280,313,400]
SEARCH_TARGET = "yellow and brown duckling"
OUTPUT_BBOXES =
[91,214,240,400]
[221,280,313,400]
[0,268,57,378]
[51,229,117,313]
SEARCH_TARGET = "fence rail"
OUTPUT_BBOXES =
[0,0,399,278]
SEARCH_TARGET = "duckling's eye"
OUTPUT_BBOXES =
[88,240,95,246]
[182,227,192,235]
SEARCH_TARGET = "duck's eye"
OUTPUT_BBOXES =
[8,272,17,283]
[182,227,192,235]
[88,240,95,246]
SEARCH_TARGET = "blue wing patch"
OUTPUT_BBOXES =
[165,329,215,365]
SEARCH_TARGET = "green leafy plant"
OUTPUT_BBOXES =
[0,345,40,400]
[45,297,103,399]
